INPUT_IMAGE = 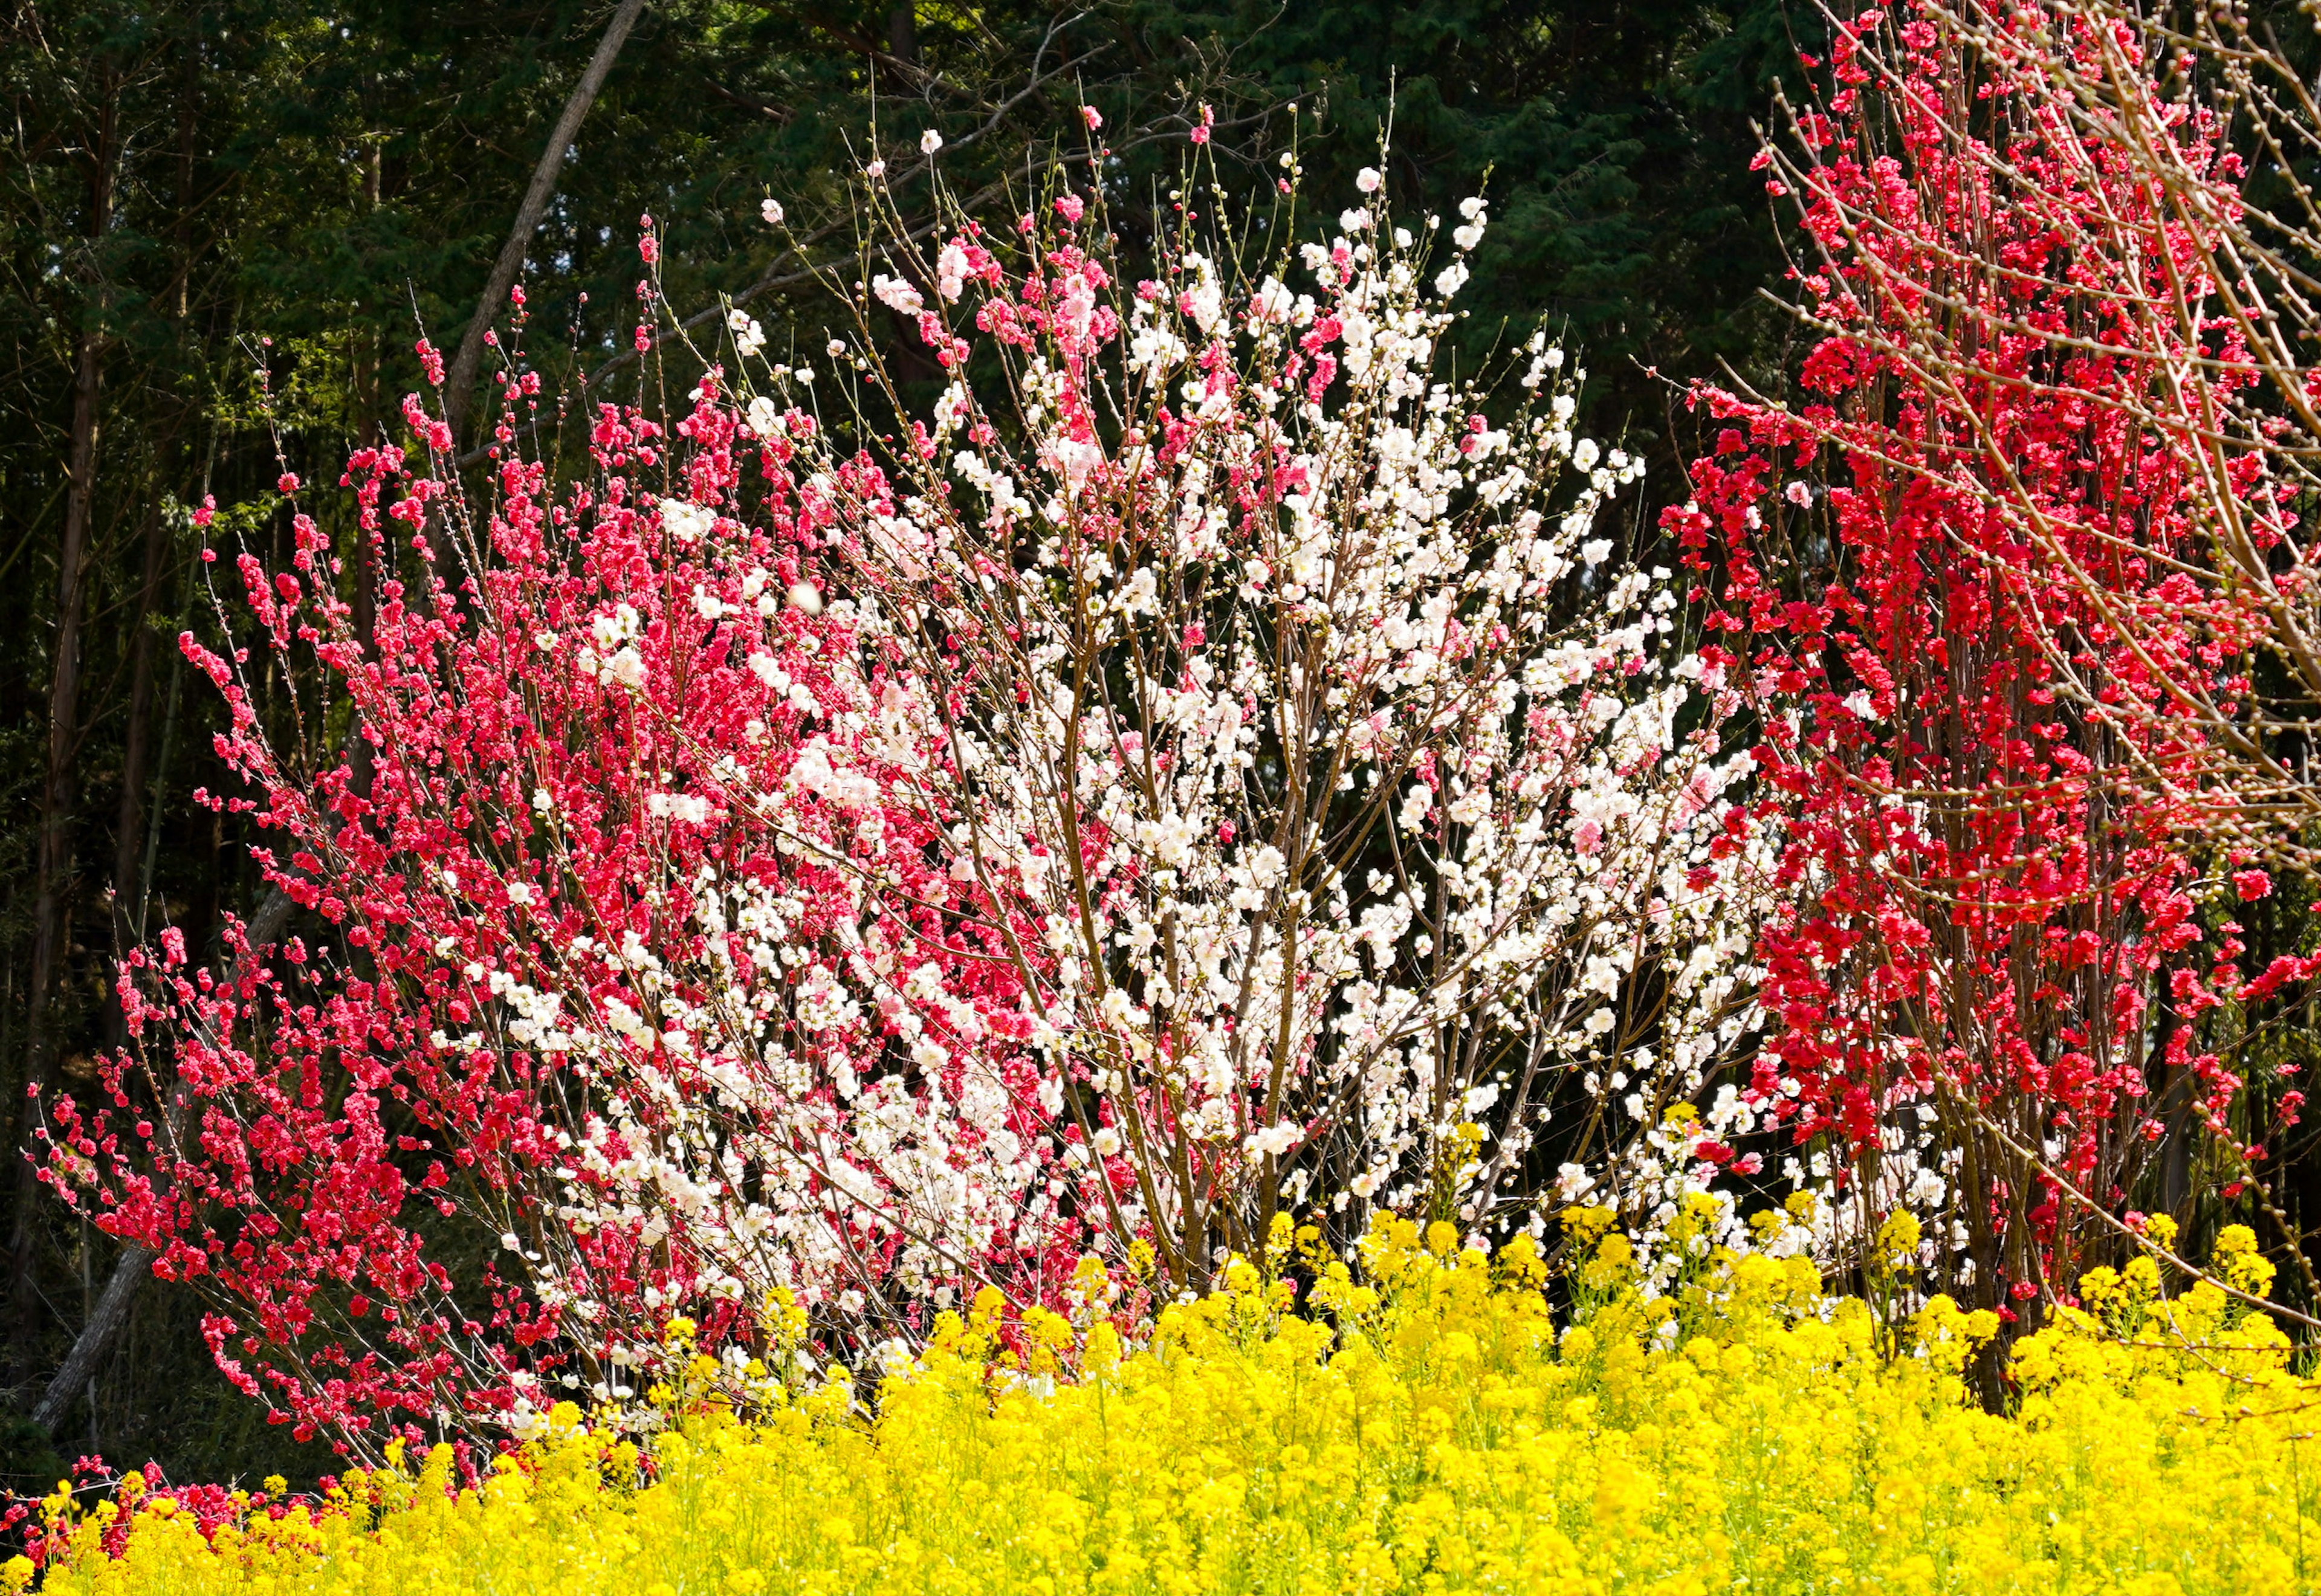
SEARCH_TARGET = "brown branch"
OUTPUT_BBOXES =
[443,0,650,448]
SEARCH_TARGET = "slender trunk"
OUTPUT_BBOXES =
[10,90,119,1334]
[352,141,382,797]
[98,22,198,1009]
[137,593,190,942]
[175,31,195,322]
[442,0,648,448]
[33,887,296,1432]
[20,324,105,1091]
[136,442,210,941]
[103,499,171,1050]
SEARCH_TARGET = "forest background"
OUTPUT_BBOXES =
[0,0,1917,1490]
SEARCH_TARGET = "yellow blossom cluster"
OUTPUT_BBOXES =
[15,1215,2321,1596]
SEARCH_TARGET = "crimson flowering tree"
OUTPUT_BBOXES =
[1671,1,2320,1328]
[1924,0,2321,884]
[39,283,1081,1447]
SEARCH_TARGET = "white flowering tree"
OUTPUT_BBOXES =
[672,129,1781,1296]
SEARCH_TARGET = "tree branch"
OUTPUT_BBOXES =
[444,0,650,447]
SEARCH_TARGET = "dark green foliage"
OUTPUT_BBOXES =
[1131,0,1814,439]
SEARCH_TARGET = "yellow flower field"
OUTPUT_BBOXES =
[15,1216,2320,1596]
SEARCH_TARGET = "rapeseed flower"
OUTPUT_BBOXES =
[23,1220,2321,1595]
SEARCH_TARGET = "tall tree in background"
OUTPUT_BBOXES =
[11,38,121,1341]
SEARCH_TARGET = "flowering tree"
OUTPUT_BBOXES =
[1893,0,2321,886]
[1671,1,2320,1331]
[732,126,1779,1291]
[39,293,1076,1446]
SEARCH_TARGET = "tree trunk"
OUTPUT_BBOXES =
[10,86,119,1336]
[103,498,171,1050]
[33,1239,149,1433]
[443,0,649,448]
[97,22,199,1014]
[31,886,296,1431]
